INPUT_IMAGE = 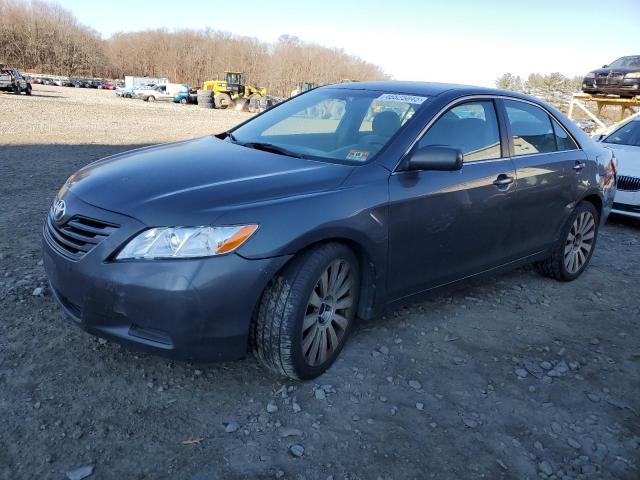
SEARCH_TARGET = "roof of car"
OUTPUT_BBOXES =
[326,80,503,97]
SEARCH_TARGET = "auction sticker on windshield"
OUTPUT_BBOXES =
[346,149,370,161]
[376,93,428,104]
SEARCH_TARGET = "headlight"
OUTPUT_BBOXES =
[584,71,596,78]
[625,72,640,79]
[116,225,258,260]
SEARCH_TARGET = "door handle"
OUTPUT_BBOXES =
[573,161,586,172]
[493,174,514,187]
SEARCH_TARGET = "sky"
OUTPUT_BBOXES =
[59,0,639,87]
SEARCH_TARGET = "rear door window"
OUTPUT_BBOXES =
[418,101,501,162]
[504,100,557,156]
[551,118,578,151]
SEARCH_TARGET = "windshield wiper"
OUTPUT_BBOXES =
[241,142,306,159]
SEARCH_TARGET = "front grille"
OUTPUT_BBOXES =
[44,214,119,260]
[595,73,624,86]
[617,175,640,192]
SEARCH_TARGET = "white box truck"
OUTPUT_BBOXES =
[124,76,169,89]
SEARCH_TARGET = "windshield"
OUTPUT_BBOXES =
[229,88,429,164]
[609,56,640,68]
[604,121,640,147]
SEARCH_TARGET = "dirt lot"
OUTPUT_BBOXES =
[1,85,639,480]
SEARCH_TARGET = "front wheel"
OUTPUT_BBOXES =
[146,96,155,102]
[214,92,232,109]
[252,243,360,380]
[25,84,32,96]
[535,201,599,281]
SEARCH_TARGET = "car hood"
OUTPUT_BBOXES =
[65,136,354,224]
[604,143,640,176]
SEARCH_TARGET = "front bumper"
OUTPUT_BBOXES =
[42,192,291,362]
[611,189,640,219]
[582,77,640,96]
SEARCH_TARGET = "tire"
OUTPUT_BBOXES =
[214,92,232,109]
[180,98,187,104]
[247,94,261,113]
[252,243,360,380]
[25,84,32,96]
[197,98,213,109]
[534,201,599,281]
[146,96,155,102]
[13,84,20,95]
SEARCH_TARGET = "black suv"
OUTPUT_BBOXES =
[582,55,640,98]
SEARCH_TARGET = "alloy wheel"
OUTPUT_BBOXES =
[302,259,354,366]
[564,211,596,274]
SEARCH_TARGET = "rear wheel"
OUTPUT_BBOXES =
[146,95,155,102]
[252,243,360,380]
[535,201,599,281]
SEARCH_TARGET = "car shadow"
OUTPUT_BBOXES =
[0,92,66,98]
[608,212,640,229]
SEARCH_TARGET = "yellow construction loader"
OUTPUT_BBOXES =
[202,71,267,110]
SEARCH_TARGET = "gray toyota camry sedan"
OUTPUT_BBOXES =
[43,81,617,379]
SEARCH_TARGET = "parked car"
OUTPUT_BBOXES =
[582,55,640,98]
[43,82,617,379]
[0,65,32,95]
[115,86,136,98]
[174,91,193,104]
[595,118,640,218]
[136,83,188,102]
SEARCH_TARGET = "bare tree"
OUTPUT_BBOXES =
[1,0,388,95]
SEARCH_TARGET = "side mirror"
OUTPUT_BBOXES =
[592,133,606,142]
[602,64,608,68]
[405,145,463,171]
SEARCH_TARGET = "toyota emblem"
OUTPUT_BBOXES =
[52,199,66,222]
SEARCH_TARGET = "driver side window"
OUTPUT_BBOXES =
[418,101,502,162]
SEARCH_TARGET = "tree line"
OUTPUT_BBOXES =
[0,0,388,96]
[495,72,582,111]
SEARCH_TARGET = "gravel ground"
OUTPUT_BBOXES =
[1,85,639,480]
